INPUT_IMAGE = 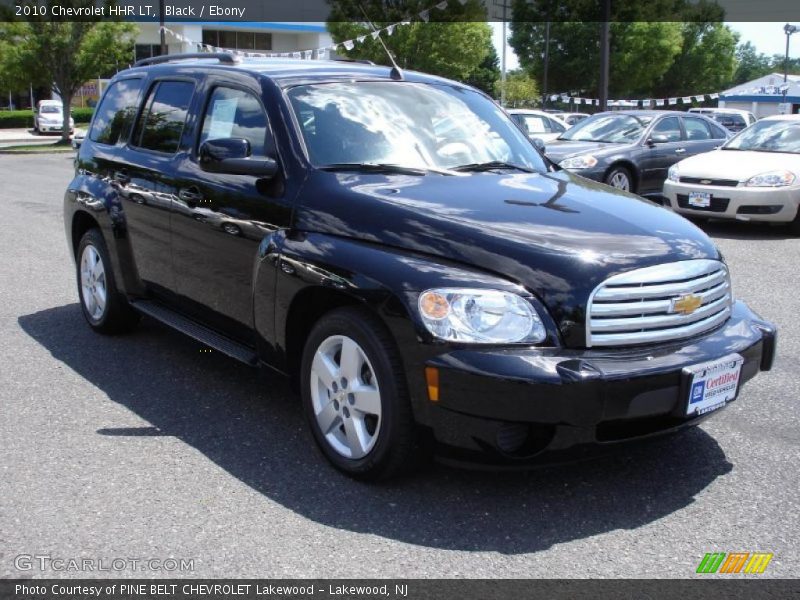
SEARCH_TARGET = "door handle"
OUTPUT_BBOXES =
[675,148,686,154]
[178,187,203,206]
[113,170,130,184]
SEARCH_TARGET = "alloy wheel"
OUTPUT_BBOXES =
[608,171,630,191]
[80,244,107,321]
[310,335,382,459]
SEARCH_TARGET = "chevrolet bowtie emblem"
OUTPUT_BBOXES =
[672,293,703,315]
[700,179,712,184]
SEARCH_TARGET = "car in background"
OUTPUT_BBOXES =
[688,108,757,133]
[544,110,730,196]
[554,112,590,126]
[507,109,568,143]
[34,100,74,134]
[664,114,800,233]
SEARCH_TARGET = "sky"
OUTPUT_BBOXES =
[490,22,795,74]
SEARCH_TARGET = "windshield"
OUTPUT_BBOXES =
[723,120,800,154]
[286,81,548,172]
[558,113,653,143]
[40,105,61,114]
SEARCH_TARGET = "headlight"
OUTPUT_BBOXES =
[745,170,796,187]
[559,155,598,170]
[418,288,546,344]
[667,164,680,182]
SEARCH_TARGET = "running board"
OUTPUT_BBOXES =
[131,300,258,366]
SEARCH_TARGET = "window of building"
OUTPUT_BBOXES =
[199,87,270,156]
[135,44,163,63]
[202,29,272,51]
[132,81,195,154]
[89,78,144,145]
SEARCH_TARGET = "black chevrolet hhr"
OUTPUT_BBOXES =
[65,54,776,480]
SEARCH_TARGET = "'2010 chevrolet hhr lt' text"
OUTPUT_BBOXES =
[64,54,777,480]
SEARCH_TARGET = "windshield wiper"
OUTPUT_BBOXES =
[453,161,535,173]
[319,162,457,176]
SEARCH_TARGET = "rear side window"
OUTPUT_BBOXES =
[89,78,143,145]
[132,80,195,154]
[199,87,269,156]
[683,117,712,140]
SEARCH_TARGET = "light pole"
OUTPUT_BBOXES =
[784,23,797,84]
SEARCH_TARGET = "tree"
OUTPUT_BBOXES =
[509,0,739,99]
[733,42,773,85]
[327,1,496,88]
[463,43,499,97]
[509,20,683,99]
[497,70,538,107]
[0,6,136,142]
[654,22,739,97]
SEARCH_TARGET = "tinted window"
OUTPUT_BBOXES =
[708,121,728,139]
[651,117,682,142]
[548,117,566,133]
[133,81,194,153]
[559,114,653,143]
[683,117,712,140]
[199,87,269,156]
[89,78,144,145]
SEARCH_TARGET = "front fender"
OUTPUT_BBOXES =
[261,231,560,425]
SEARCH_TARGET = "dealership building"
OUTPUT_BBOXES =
[719,73,800,118]
[133,22,333,62]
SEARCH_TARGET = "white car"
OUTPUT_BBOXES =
[507,109,568,143]
[688,108,757,133]
[34,100,74,134]
[663,114,800,233]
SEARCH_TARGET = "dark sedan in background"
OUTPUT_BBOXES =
[544,111,730,196]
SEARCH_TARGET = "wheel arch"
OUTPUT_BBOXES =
[604,160,640,192]
[70,210,101,259]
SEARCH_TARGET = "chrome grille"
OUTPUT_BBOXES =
[586,259,732,347]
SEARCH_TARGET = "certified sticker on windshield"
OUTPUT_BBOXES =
[684,354,743,416]
[688,191,712,208]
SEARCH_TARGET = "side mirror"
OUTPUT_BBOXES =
[199,138,278,178]
[531,137,546,153]
[647,134,669,146]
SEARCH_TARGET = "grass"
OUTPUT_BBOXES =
[0,140,75,153]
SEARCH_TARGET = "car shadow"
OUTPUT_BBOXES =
[698,218,796,241]
[19,303,733,554]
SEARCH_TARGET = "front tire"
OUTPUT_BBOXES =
[604,165,634,192]
[76,229,139,334]
[300,307,419,481]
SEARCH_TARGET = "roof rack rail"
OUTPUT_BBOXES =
[133,53,240,68]
[332,58,376,65]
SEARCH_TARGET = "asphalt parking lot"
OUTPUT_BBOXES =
[1,153,798,578]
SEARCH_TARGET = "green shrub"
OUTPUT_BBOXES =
[0,110,34,129]
[0,107,94,129]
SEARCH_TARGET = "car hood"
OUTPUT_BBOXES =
[543,139,629,162]
[674,149,800,182]
[295,170,719,346]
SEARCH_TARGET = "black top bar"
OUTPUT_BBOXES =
[133,53,241,68]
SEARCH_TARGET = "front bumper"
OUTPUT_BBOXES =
[663,180,800,223]
[421,300,776,466]
[38,123,73,133]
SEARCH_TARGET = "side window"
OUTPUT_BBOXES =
[748,113,757,125]
[199,87,269,156]
[708,121,728,139]
[89,78,143,145]
[651,116,682,142]
[548,117,566,133]
[523,115,546,133]
[132,80,195,154]
[683,117,712,141]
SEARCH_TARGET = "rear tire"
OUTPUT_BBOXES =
[604,165,634,192]
[300,306,419,481]
[76,229,139,334]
